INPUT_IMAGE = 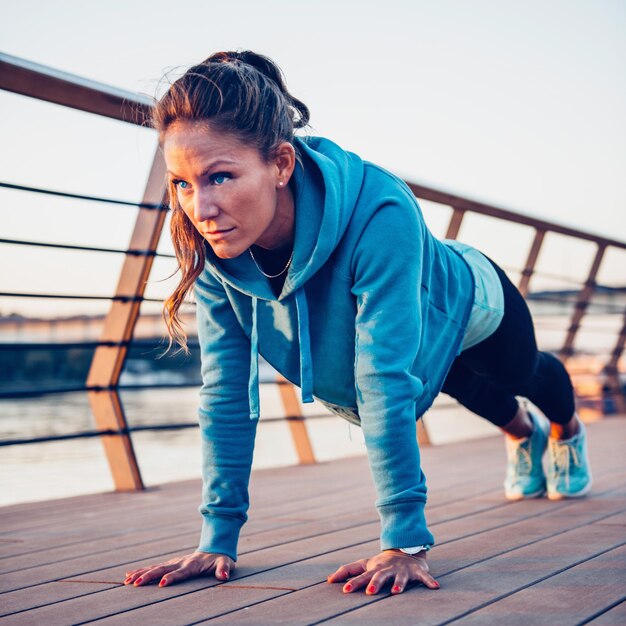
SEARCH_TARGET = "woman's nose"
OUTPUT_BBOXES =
[193,190,219,222]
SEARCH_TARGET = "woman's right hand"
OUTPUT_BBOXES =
[123,551,235,588]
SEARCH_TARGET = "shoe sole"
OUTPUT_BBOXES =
[505,487,546,501]
[547,479,593,500]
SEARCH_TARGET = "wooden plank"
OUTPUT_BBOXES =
[445,208,465,240]
[276,376,316,464]
[311,516,626,626]
[0,457,377,534]
[0,521,383,624]
[176,502,626,625]
[585,599,626,626]
[197,508,626,626]
[6,480,623,625]
[447,544,626,625]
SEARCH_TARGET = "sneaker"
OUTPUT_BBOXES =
[504,411,550,501]
[547,421,592,500]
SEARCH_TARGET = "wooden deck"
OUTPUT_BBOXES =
[1,417,625,626]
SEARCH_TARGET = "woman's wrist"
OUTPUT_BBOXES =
[385,547,429,558]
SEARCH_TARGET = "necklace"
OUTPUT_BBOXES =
[249,246,294,279]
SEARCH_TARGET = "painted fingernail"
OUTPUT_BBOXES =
[344,583,353,592]
[433,582,440,588]
[220,571,229,580]
[134,577,143,585]
[159,578,167,587]
[392,585,401,593]
[367,585,376,594]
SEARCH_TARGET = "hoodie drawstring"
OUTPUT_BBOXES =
[295,289,314,404]
[248,297,260,420]
[248,290,314,420]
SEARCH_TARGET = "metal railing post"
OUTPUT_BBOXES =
[86,148,168,491]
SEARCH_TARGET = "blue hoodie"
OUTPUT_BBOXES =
[194,136,475,560]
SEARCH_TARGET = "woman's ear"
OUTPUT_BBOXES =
[274,142,296,188]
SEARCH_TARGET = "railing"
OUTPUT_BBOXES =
[1,52,625,492]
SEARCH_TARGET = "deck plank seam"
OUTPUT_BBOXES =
[433,541,626,626]
[0,480,377,536]
[576,596,626,626]
[0,465,504,539]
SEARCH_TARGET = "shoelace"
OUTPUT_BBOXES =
[507,439,533,476]
[550,440,581,489]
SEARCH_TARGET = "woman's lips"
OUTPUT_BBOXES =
[204,227,235,241]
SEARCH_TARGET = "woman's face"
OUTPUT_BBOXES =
[163,120,295,258]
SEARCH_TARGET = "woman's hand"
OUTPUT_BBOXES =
[327,549,439,595]
[123,551,235,588]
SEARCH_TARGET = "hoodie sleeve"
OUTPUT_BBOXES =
[194,269,258,561]
[350,198,435,551]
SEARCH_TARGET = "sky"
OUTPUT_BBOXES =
[1,0,625,318]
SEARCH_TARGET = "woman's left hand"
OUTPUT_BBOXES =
[327,550,440,595]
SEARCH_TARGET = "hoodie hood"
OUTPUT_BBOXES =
[202,136,365,418]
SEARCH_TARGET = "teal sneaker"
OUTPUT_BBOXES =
[547,421,592,500]
[504,411,550,501]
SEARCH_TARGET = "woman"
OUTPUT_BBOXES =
[124,51,592,595]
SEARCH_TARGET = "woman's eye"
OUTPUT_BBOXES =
[172,179,190,191]
[211,173,230,186]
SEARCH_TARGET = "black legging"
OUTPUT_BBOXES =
[441,259,575,426]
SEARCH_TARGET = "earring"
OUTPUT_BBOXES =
[278,181,284,187]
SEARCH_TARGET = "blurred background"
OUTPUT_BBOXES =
[1,0,625,505]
